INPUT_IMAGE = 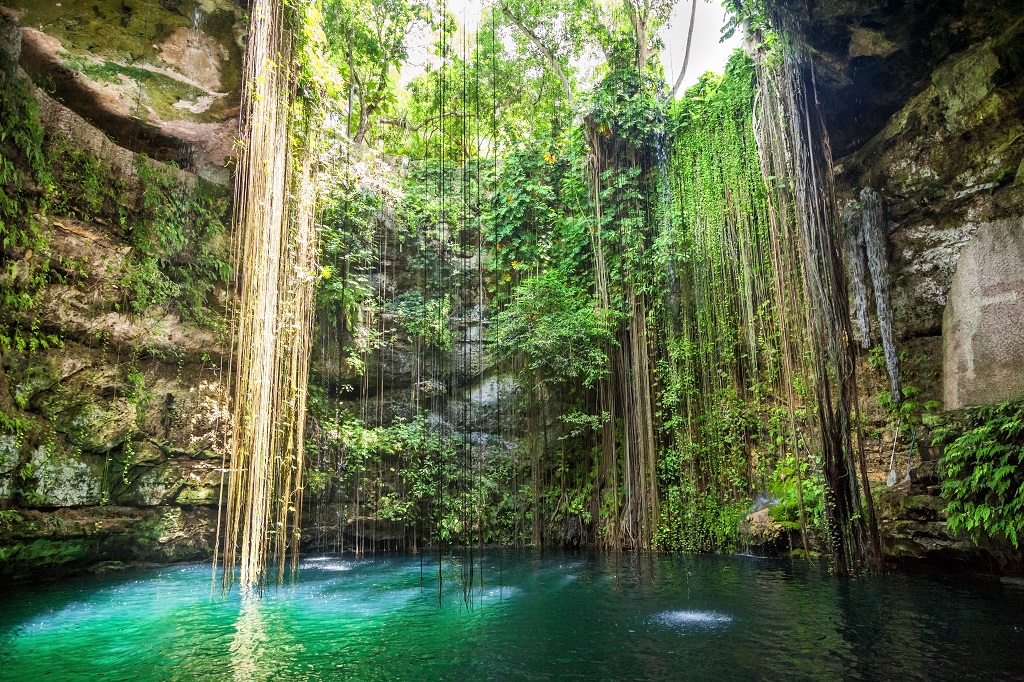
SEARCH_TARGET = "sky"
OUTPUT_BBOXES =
[660,0,744,93]
[401,0,744,96]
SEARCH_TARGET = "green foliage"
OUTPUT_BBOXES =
[768,453,826,532]
[487,135,591,285]
[587,67,668,153]
[721,0,771,41]
[302,9,823,555]
[316,151,387,339]
[305,386,530,545]
[0,508,24,530]
[657,468,748,552]
[0,409,30,436]
[388,290,453,350]
[322,0,431,142]
[878,384,923,425]
[492,272,614,388]
[117,159,230,324]
[45,136,129,225]
[941,401,1024,548]
[391,6,577,158]
[0,53,63,354]
[654,52,781,551]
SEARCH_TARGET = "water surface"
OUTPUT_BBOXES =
[1,552,1022,680]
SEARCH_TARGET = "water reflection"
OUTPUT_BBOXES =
[230,592,269,681]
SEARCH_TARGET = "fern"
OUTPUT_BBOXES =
[940,401,1024,548]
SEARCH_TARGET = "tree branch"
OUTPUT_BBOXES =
[669,0,698,98]
[500,2,574,103]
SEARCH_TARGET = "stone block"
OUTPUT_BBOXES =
[943,218,1024,408]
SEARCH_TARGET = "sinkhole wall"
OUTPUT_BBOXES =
[816,0,1024,568]
[0,5,243,581]
[2,0,1024,579]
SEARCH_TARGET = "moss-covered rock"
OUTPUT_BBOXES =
[27,446,105,506]
[174,468,221,505]
[838,21,1024,340]
[0,8,228,582]
[0,434,19,499]
[10,0,244,181]
[0,505,214,582]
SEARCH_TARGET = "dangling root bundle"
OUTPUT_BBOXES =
[584,117,660,552]
[752,34,881,574]
[218,0,322,591]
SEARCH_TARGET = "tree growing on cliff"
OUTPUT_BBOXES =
[323,0,431,143]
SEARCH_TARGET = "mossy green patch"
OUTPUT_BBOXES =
[14,0,238,71]
[16,0,242,122]
[58,52,231,123]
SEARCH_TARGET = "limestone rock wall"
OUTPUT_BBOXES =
[0,11,228,582]
[7,0,245,184]
[942,220,1024,409]
[829,6,1024,570]
[836,20,1024,346]
[835,15,1024,417]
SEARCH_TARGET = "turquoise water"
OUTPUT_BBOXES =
[1,552,1023,681]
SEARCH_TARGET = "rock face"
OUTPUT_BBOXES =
[788,0,1024,157]
[9,0,244,184]
[827,3,1024,569]
[739,508,787,555]
[943,219,1024,409]
[0,11,229,581]
[877,456,1022,573]
[837,19,1024,343]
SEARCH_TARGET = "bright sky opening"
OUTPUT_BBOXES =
[401,0,743,95]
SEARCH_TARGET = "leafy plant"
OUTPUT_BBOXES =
[0,508,23,531]
[940,401,1024,548]
[388,290,453,351]
[116,158,231,324]
[492,272,615,389]
[587,66,668,153]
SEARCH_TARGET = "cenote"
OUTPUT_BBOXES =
[3,0,1024,677]
[3,552,1024,680]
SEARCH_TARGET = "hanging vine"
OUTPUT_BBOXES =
[218,0,328,591]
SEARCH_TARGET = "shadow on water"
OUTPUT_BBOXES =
[1,551,1024,680]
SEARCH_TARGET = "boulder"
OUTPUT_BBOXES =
[943,218,1024,408]
[739,507,788,554]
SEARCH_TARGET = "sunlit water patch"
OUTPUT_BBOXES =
[2,552,1024,680]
